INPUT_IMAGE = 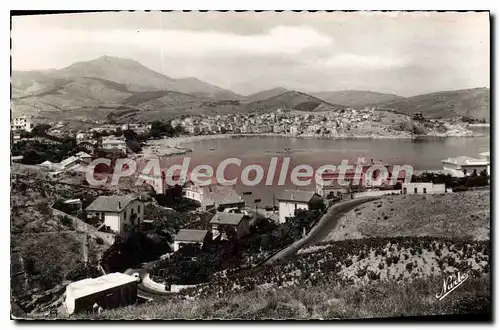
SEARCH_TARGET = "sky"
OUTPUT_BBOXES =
[11,11,490,97]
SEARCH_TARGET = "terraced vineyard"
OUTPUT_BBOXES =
[181,236,490,299]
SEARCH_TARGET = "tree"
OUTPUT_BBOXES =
[123,129,137,141]
[114,127,123,137]
[174,125,184,135]
[31,124,51,137]
[461,116,476,124]
[150,121,179,138]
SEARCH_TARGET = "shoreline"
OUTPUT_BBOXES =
[148,131,486,150]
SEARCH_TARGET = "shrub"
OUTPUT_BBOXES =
[368,270,380,281]
[405,262,414,273]
[60,216,74,229]
[356,267,367,278]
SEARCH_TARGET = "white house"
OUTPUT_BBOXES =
[173,229,210,252]
[102,137,127,153]
[76,132,93,143]
[209,212,250,239]
[11,116,33,132]
[276,190,323,224]
[39,156,81,172]
[183,181,245,211]
[442,156,489,177]
[85,195,144,233]
[401,182,446,195]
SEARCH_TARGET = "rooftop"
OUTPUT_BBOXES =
[479,151,490,158]
[86,195,138,213]
[65,273,137,300]
[276,190,319,203]
[210,212,246,226]
[442,156,489,166]
[204,184,244,206]
[76,151,92,158]
[174,229,209,242]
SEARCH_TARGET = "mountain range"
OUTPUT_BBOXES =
[11,56,490,123]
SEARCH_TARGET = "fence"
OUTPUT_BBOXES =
[51,207,116,245]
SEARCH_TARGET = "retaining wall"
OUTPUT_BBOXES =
[51,207,116,245]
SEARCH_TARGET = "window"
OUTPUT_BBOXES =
[403,187,407,194]
[423,188,427,194]
[124,210,128,219]
[414,187,418,193]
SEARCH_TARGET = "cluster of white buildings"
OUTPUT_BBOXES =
[39,151,93,178]
[169,108,379,137]
[11,115,34,133]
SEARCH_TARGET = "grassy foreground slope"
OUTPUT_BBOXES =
[323,191,490,242]
[72,275,490,320]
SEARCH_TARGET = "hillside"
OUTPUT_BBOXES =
[68,275,489,320]
[243,90,344,114]
[323,191,490,242]
[374,88,490,122]
[12,56,242,100]
[311,90,404,107]
[245,87,290,102]
[11,77,134,119]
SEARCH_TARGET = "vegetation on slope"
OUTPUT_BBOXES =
[374,88,490,122]
[323,191,490,242]
[71,272,490,320]
[243,91,344,114]
[312,90,405,107]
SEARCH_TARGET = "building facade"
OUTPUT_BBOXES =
[173,229,210,252]
[64,273,137,315]
[102,138,128,153]
[276,190,323,224]
[401,182,446,195]
[183,181,245,211]
[11,116,33,132]
[209,212,250,239]
[86,196,144,233]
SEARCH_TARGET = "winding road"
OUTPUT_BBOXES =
[125,262,171,299]
[126,196,379,297]
[265,196,379,264]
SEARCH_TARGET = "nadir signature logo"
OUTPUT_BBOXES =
[435,271,469,301]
